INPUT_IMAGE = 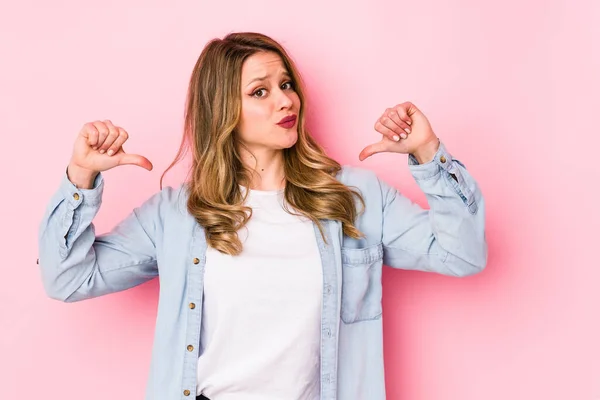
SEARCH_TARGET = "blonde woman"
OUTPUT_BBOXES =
[38,32,487,400]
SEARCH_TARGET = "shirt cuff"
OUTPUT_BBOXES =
[59,168,104,208]
[408,141,457,180]
[408,142,479,213]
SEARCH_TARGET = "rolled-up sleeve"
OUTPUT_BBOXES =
[38,171,159,302]
[380,142,487,277]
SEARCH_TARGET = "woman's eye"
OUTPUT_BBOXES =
[253,89,267,98]
[282,81,294,90]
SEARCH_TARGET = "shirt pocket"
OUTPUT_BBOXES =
[340,242,383,324]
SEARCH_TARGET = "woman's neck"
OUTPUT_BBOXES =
[239,147,286,191]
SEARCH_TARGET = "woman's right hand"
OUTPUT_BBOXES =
[68,120,153,188]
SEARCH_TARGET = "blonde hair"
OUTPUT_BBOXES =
[162,32,364,255]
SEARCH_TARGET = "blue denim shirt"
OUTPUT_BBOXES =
[38,142,487,400]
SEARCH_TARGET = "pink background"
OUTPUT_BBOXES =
[1,0,599,399]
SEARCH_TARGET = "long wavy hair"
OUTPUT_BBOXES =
[161,32,365,255]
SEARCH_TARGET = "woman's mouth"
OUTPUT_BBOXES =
[277,115,297,129]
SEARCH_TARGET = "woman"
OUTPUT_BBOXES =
[38,32,487,400]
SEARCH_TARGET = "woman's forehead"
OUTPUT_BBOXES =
[242,52,289,84]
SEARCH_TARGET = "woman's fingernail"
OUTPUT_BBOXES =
[400,133,408,139]
[393,135,400,141]
[99,149,105,154]
[92,146,97,150]
[107,150,114,156]
[404,128,411,134]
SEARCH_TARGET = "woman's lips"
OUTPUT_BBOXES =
[277,115,297,129]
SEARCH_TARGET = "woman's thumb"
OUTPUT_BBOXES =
[358,141,386,161]
[117,153,153,171]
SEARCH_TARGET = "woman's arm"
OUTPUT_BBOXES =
[380,142,487,276]
[38,171,161,302]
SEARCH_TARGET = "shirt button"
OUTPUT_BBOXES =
[187,345,194,352]
[325,285,332,295]
[183,389,191,396]
[326,328,332,338]
[189,303,196,309]
[439,155,447,163]
[193,257,200,264]
[73,193,80,201]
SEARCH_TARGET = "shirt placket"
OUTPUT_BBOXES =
[313,219,342,400]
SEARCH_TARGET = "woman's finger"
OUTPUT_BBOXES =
[92,121,110,151]
[107,128,130,156]
[375,120,403,142]
[98,120,120,153]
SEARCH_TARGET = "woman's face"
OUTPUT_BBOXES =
[236,51,301,153]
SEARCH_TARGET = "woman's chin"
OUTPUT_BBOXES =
[279,131,298,149]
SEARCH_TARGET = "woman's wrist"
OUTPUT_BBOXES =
[411,137,440,164]
[67,163,99,189]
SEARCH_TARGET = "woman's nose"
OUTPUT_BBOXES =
[276,90,293,109]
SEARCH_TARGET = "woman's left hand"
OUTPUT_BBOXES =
[359,101,440,163]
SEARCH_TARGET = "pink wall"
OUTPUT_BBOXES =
[1,1,599,399]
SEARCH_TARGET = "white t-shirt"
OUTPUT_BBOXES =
[196,187,323,400]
